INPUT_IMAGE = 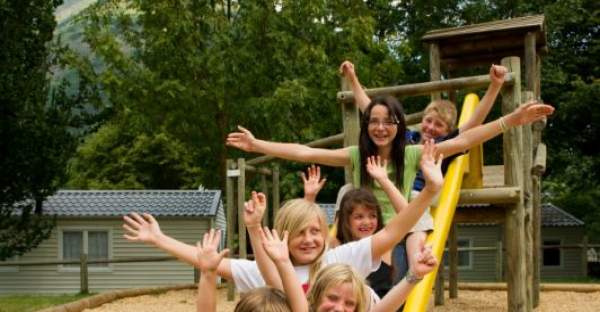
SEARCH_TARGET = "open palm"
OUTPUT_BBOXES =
[123,213,162,244]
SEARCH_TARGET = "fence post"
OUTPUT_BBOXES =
[435,262,445,305]
[80,253,89,294]
[582,236,589,277]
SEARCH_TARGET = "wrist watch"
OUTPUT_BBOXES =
[405,270,423,284]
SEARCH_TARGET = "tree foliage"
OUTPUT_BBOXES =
[62,0,598,237]
[0,0,84,259]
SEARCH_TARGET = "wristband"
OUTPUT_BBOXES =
[499,116,509,132]
[405,270,423,284]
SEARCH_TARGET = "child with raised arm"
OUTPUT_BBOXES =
[260,226,438,312]
[123,140,444,299]
[195,228,291,312]
[345,60,509,282]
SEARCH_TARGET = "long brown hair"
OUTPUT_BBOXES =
[335,188,384,244]
[359,96,407,190]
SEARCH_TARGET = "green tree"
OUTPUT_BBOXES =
[0,0,82,260]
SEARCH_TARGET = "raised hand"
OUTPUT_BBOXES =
[196,229,229,272]
[339,60,356,78]
[244,191,267,228]
[226,125,256,152]
[302,165,326,202]
[123,213,163,244]
[260,227,290,263]
[420,139,444,191]
[505,101,554,127]
[412,245,438,278]
[366,155,389,182]
[489,64,508,85]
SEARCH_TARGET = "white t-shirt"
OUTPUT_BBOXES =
[231,236,381,292]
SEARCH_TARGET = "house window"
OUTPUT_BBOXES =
[61,229,110,269]
[444,238,472,268]
[543,239,561,267]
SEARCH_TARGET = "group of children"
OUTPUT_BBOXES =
[123,61,554,312]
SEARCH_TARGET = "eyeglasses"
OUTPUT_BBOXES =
[368,119,398,128]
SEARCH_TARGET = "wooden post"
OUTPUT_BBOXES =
[272,164,280,226]
[237,158,247,260]
[226,159,236,300]
[496,240,504,282]
[524,32,537,93]
[434,262,445,305]
[501,56,529,312]
[582,236,589,277]
[261,174,269,226]
[522,91,535,312]
[430,43,442,100]
[80,253,89,294]
[340,74,359,183]
[449,223,458,299]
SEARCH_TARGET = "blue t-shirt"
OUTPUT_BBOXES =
[406,129,461,191]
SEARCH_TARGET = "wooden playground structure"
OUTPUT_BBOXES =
[225,15,548,312]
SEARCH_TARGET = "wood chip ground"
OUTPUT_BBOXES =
[83,288,600,312]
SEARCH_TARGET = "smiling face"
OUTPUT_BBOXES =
[367,104,398,149]
[348,204,378,240]
[420,111,450,141]
[287,216,325,265]
[316,282,358,312]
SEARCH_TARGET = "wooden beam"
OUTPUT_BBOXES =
[435,263,445,305]
[337,73,515,104]
[341,73,360,183]
[522,91,535,312]
[430,43,442,100]
[454,206,506,224]
[245,164,272,176]
[449,223,458,299]
[237,158,247,260]
[532,143,547,176]
[246,133,344,166]
[272,164,280,226]
[501,56,529,312]
[225,159,235,300]
[525,32,537,93]
[458,187,521,205]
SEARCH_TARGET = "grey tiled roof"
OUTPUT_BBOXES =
[41,190,221,217]
[541,203,584,227]
[319,203,336,225]
[458,203,584,227]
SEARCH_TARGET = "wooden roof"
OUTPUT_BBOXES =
[421,15,546,70]
[422,15,545,42]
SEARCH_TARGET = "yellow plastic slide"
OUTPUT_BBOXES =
[403,93,481,312]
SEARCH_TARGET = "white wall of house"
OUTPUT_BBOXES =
[0,217,212,294]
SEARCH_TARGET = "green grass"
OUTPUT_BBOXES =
[0,293,92,312]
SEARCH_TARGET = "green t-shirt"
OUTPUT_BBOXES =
[349,145,422,223]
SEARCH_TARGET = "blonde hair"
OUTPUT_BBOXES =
[235,287,291,312]
[307,264,367,312]
[424,99,457,131]
[274,198,329,287]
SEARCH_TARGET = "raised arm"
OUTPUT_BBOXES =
[340,61,371,112]
[436,102,555,158]
[123,213,232,279]
[261,228,309,312]
[244,191,283,289]
[365,155,408,213]
[196,229,229,312]
[372,245,438,312]
[371,140,443,260]
[302,165,327,203]
[458,64,507,132]
[226,126,350,167]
